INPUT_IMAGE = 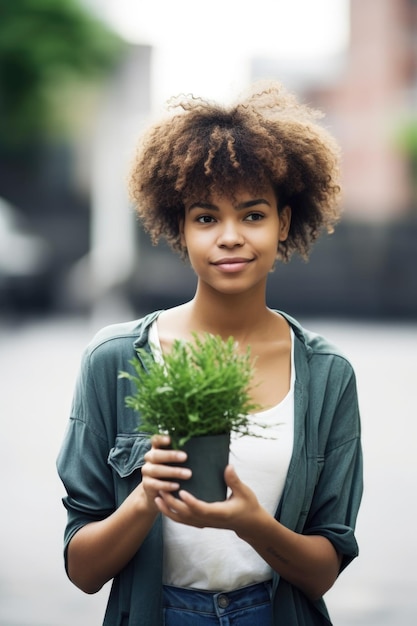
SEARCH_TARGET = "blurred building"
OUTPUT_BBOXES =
[309,0,417,219]
[253,0,417,220]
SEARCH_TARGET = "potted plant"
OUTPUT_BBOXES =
[119,332,263,501]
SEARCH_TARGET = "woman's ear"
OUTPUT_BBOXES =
[278,205,291,241]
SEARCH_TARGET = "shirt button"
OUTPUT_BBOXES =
[217,594,229,609]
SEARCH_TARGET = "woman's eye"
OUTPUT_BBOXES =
[245,212,264,222]
[196,215,215,223]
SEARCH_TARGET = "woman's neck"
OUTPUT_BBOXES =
[164,280,283,345]
[193,293,266,337]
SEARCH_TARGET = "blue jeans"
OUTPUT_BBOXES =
[163,580,272,625]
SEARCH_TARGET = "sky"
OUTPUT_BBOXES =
[94,0,350,110]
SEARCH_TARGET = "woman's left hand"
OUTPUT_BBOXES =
[154,464,261,534]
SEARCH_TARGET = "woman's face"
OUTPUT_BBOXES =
[180,184,291,296]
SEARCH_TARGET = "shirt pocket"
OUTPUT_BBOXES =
[108,433,152,505]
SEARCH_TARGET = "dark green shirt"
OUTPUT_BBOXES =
[57,311,363,625]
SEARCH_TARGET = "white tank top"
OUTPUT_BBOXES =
[148,321,295,591]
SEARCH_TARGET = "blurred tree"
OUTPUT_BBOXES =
[0,0,126,149]
[395,117,417,212]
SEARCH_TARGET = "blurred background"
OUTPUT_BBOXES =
[0,0,416,624]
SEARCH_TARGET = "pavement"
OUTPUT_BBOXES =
[0,312,416,626]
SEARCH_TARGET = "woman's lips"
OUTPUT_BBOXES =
[212,257,253,273]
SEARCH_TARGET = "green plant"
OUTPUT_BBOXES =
[119,333,264,448]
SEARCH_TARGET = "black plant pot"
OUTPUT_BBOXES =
[176,432,230,502]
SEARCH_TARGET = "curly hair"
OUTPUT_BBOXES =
[128,80,342,261]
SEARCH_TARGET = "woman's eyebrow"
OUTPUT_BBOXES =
[236,199,271,210]
[188,198,271,212]
[188,201,217,212]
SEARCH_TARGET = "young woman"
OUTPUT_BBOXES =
[57,81,363,625]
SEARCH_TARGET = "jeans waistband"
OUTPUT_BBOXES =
[163,580,272,615]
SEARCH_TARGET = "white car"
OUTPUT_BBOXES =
[0,196,53,311]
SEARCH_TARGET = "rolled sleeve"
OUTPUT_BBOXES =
[57,416,115,570]
[305,364,363,571]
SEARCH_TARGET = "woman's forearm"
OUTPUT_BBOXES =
[67,484,159,594]
[236,508,341,600]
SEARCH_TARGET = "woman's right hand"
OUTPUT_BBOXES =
[141,435,192,509]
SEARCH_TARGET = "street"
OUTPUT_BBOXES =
[0,312,416,625]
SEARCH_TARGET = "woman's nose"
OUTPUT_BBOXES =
[216,221,244,247]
